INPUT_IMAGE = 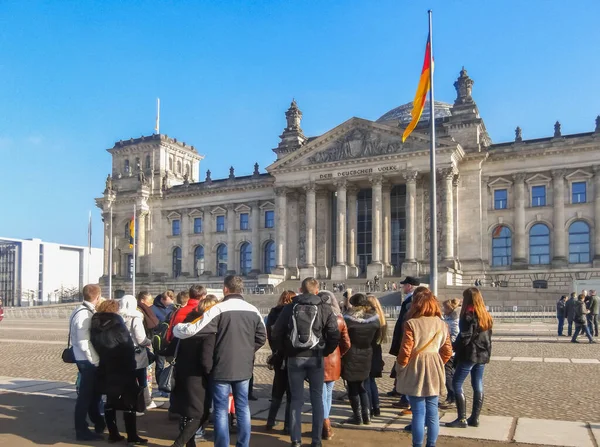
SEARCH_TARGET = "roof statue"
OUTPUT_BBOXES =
[515,126,523,143]
[454,66,474,105]
[104,175,113,194]
[595,115,600,133]
[205,169,212,184]
[253,162,260,177]
[229,166,235,179]
[554,121,562,137]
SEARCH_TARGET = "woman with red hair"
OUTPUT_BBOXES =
[446,287,493,429]
[396,287,452,447]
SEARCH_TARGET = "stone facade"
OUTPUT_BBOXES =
[96,69,600,293]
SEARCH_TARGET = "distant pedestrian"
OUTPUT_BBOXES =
[565,292,577,336]
[441,298,461,408]
[174,276,266,447]
[572,294,595,344]
[587,290,599,337]
[556,295,567,336]
[446,287,493,429]
[70,284,104,441]
[0,298,4,323]
[365,295,387,418]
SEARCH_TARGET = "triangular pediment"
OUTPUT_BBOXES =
[268,117,456,171]
[566,169,592,180]
[526,173,551,184]
[488,177,513,187]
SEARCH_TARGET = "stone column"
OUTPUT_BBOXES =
[226,204,236,274]
[179,210,189,275]
[250,201,261,274]
[300,183,317,277]
[274,188,288,273]
[103,213,110,275]
[332,180,348,280]
[382,182,392,274]
[401,170,418,276]
[440,168,455,264]
[552,170,567,266]
[346,185,359,278]
[513,173,527,265]
[367,176,384,278]
[202,207,213,275]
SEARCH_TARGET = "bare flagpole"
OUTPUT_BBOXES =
[428,9,438,296]
[132,205,136,297]
[108,206,113,300]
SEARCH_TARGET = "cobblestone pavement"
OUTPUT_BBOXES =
[1,319,599,422]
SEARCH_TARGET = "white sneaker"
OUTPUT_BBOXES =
[147,401,158,409]
[136,412,145,417]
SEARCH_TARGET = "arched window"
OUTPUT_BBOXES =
[264,241,275,273]
[177,160,182,173]
[194,246,205,277]
[124,159,130,173]
[185,164,190,176]
[240,243,252,275]
[492,226,512,266]
[216,244,227,276]
[172,247,182,278]
[529,224,550,265]
[145,155,151,169]
[569,221,591,264]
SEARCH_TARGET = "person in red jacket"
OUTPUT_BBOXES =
[0,298,4,323]
[166,286,206,343]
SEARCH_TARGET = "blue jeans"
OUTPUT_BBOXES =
[408,395,439,447]
[288,356,325,444]
[213,379,251,447]
[572,323,593,342]
[363,377,380,410]
[453,361,485,396]
[557,317,565,336]
[322,381,334,419]
[74,361,103,435]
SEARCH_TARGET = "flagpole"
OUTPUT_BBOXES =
[132,205,136,297]
[108,206,113,300]
[155,98,160,134]
[428,10,438,296]
[87,211,91,285]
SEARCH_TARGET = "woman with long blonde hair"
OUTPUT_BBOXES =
[365,295,387,417]
[446,287,493,430]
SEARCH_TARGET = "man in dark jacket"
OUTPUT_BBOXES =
[556,295,567,336]
[587,290,599,337]
[572,294,595,343]
[174,276,266,447]
[271,277,340,447]
[388,276,420,406]
[565,292,577,336]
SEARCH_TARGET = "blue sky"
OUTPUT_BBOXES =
[1,0,599,247]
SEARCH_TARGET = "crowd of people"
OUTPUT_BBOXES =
[557,290,600,343]
[68,275,493,447]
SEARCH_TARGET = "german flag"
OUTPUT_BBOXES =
[129,217,135,249]
[402,34,433,143]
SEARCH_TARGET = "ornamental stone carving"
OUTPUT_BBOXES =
[308,128,405,164]
[402,170,418,183]
[551,169,566,180]
[512,173,527,183]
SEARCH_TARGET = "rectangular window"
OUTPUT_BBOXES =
[240,213,249,230]
[494,189,507,210]
[194,217,203,234]
[172,219,181,236]
[572,182,587,204]
[216,215,225,232]
[265,210,275,228]
[531,185,546,207]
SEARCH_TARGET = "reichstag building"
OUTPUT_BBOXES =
[97,68,600,293]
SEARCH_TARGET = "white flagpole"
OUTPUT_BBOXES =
[428,9,438,296]
[155,98,160,134]
[132,205,136,297]
[108,206,113,300]
[87,211,92,285]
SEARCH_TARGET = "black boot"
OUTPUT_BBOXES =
[346,395,362,425]
[467,392,483,427]
[266,398,282,430]
[171,417,200,447]
[124,411,148,445]
[104,408,125,443]
[445,393,467,428]
[359,392,371,425]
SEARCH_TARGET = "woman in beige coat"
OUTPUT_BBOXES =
[396,287,452,447]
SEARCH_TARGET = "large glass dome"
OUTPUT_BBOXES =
[376,100,452,124]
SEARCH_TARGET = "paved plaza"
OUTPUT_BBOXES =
[0,318,599,445]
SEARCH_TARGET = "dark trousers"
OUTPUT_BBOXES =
[287,356,324,445]
[155,355,166,386]
[271,366,290,402]
[347,380,370,415]
[444,357,456,401]
[588,314,599,337]
[74,361,103,435]
[568,318,574,336]
[363,378,380,410]
[573,323,593,342]
[557,316,565,336]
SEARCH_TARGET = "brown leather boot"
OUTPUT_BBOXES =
[322,418,334,440]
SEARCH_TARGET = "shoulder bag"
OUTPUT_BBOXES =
[158,339,180,393]
[61,307,93,364]
[130,318,155,369]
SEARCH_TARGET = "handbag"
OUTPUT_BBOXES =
[158,340,180,393]
[62,307,93,364]
[130,319,151,369]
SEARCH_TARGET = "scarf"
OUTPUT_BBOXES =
[137,301,159,330]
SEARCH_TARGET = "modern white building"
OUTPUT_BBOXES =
[0,237,103,306]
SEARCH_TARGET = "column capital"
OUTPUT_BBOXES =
[369,174,383,187]
[512,172,527,183]
[346,183,360,196]
[333,178,347,190]
[437,166,456,180]
[452,174,461,188]
[275,186,289,197]
[303,182,316,193]
[248,200,260,208]
[593,165,600,175]
[402,169,419,183]
[551,169,566,180]
[225,203,235,212]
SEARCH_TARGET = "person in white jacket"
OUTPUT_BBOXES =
[119,295,156,411]
[70,284,104,441]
